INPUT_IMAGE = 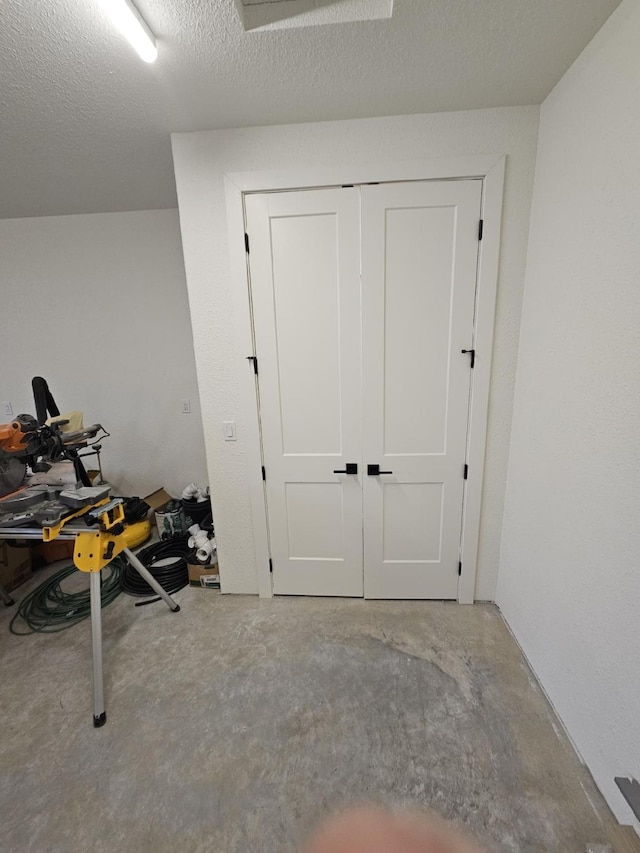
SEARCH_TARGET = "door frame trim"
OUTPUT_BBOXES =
[224,155,506,602]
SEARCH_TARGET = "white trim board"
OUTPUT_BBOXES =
[224,155,506,602]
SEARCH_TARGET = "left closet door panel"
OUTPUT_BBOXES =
[245,188,363,596]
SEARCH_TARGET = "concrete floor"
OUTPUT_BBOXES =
[0,567,619,852]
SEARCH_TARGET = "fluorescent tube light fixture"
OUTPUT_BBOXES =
[101,0,158,63]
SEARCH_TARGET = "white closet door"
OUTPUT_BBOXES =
[245,189,363,596]
[361,180,482,599]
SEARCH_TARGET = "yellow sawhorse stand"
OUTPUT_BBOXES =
[42,497,180,727]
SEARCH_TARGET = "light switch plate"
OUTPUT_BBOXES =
[223,421,236,441]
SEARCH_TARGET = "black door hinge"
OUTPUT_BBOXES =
[461,348,475,368]
[261,466,266,481]
[615,777,640,821]
[464,464,468,480]
[244,232,250,253]
[458,561,462,576]
[246,355,258,375]
[478,219,484,241]
[269,558,273,573]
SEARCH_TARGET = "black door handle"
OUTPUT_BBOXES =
[367,464,394,475]
[333,463,358,475]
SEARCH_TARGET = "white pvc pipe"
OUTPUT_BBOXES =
[188,532,209,549]
[196,539,215,563]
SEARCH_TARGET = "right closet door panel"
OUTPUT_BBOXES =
[361,180,482,599]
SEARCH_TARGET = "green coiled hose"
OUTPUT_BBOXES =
[9,558,125,635]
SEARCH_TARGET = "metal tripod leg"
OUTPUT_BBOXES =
[88,548,180,727]
[0,582,15,607]
[90,571,106,727]
[122,548,181,613]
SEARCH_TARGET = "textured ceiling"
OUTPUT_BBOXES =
[0,0,621,219]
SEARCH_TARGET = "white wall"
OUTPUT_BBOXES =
[172,107,540,595]
[0,209,207,499]
[498,0,640,827]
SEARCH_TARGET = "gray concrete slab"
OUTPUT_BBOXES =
[0,570,617,852]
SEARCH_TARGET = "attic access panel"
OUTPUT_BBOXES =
[235,0,393,32]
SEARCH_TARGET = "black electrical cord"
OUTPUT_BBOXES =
[9,559,125,635]
[121,538,192,605]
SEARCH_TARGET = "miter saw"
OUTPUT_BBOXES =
[0,414,106,494]
[0,399,181,731]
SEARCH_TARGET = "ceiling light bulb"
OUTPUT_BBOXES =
[101,0,158,63]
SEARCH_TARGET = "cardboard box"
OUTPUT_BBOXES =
[144,488,173,513]
[187,561,220,589]
[31,540,75,565]
[0,541,33,592]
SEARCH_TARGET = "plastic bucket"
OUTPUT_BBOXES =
[155,504,186,540]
